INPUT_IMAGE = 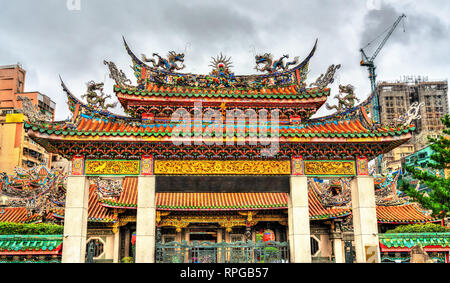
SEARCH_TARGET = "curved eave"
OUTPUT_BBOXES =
[60,78,143,123]
[123,36,317,83]
[26,128,413,146]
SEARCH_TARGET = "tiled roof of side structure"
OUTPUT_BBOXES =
[379,233,450,252]
[0,235,63,255]
[376,203,436,224]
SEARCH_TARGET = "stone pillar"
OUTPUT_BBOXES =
[113,231,120,263]
[124,229,130,258]
[330,219,344,263]
[333,238,344,263]
[350,176,380,263]
[62,176,89,263]
[135,176,156,263]
[289,175,311,263]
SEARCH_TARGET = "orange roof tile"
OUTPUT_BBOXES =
[376,203,436,224]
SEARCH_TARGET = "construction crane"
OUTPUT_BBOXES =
[360,13,406,175]
[360,13,406,94]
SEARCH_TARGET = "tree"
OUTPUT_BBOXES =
[400,115,450,219]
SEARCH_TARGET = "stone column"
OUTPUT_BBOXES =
[124,229,130,258]
[330,219,344,263]
[135,175,156,263]
[113,231,120,263]
[62,176,89,263]
[289,175,311,263]
[334,238,344,263]
[350,176,380,263]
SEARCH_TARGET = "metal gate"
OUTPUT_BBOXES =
[156,240,289,263]
[344,241,355,263]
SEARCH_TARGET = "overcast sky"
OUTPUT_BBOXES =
[1,0,449,120]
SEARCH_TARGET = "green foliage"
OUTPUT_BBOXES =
[385,223,450,234]
[0,222,63,235]
[401,114,450,218]
[121,257,134,263]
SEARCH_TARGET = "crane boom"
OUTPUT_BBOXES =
[360,13,406,93]
[360,13,406,175]
[369,14,406,62]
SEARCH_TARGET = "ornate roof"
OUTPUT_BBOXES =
[379,233,450,252]
[19,38,417,160]
[24,80,415,160]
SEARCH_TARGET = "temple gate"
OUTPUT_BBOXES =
[22,38,416,263]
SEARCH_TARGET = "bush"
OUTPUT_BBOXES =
[0,222,63,235]
[385,223,449,234]
[121,257,133,263]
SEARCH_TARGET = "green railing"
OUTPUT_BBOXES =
[155,241,289,263]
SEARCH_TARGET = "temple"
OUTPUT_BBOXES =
[1,38,445,263]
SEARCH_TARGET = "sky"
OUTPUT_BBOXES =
[1,0,449,120]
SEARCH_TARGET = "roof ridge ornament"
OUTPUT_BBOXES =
[104,60,132,87]
[393,102,424,127]
[309,64,341,88]
[17,96,51,123]
[325,84,360,113]
[81,81,117,111]
[254,53,300,73]
[141,51,185,72]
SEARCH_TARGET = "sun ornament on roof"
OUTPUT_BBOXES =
[141,51,185,72]
[254,53,299,73]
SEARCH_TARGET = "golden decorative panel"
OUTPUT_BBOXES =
[85,160,140,175]
[154,160,291,175]
[304,160,356,176]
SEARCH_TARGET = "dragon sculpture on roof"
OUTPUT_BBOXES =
[254,53,299,73]
[310,64,341,88]
[326,84,360,113]
[17,96,51,123]
[141,51,185,72]
[82,81,117,111]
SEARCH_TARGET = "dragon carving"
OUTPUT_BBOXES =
[254,53,299,73]
[81,81,117,111]
[326,84,360,113]
[393,102,424,127]
[17,96,50,123]
[104,60,132,86]
[310,64,341,88]
[141,51,185,72]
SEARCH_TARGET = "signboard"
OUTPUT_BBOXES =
[85,160,140,175]
[365,245,378,263]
